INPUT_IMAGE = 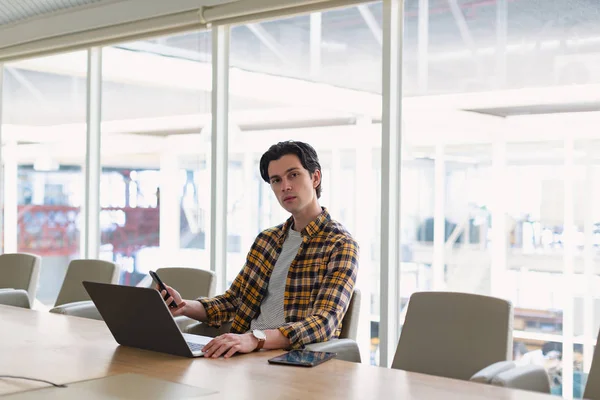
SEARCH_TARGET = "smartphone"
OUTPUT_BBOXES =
[267,350,336,367]
[149,270,177,308]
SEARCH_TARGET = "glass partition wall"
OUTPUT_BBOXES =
[0,1,599,395]
[401,0,600,396]
[100,32,212,285]
[1,51,87,306]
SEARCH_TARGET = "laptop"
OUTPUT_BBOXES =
[83,281,211,357]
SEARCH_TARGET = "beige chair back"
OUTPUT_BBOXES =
[55,259,119,307]
[340,289,361,340]
[391,291,513,381]
[0,253,41,304]
[584,329,600,400]
[0,289,31,309]
[156,267,216,299]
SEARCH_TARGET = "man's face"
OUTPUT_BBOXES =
[267,154,320,215]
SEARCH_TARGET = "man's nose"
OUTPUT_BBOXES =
[281,178,292,191]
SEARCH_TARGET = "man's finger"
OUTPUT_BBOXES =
[211,343,230,358]
[224,345,239,359]
[203,338,221,355]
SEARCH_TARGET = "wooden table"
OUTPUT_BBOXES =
[0,305,557,399]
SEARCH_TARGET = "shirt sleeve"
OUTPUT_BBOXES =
[197,276,242,327]
[277,238,359,348]
[197,254,250,327]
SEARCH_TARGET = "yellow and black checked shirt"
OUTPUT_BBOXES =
[198,208,359,348]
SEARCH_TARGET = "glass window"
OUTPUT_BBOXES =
[1,51,87,307]
[403,0,600,395]
[100,32,212,285]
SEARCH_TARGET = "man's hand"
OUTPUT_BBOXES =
[159,285,187,317]
[202,333,258,358]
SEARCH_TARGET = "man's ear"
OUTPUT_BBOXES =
[312,169,321,189]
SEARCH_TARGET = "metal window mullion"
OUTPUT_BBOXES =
[1,66,19,254]
[432,143,445,290]
[310,12,322,78]
[495,0,507,88]
[417,0,428,93]
[380,0,403,368]
[210,25,230,294]
[490,133,508,299]
[0,64,4,253]
[583,151,595,373]
[83,47,102,259]
[563,136,575,399]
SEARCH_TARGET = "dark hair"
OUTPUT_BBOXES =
[259,141,322,198]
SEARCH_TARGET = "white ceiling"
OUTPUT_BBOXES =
[0,0,111,26]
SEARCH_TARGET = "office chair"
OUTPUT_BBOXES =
[470,360,551,393]
[0,289,31,309]
[55,259,120,306]
[0,253,41,305]
[391,291,513,381]
[51,265,215,325]
[584,329,600,400]
[151,267,216,299]
[49,259,120,318]
[150,267,216,331]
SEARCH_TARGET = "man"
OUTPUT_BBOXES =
[161,141,358,358]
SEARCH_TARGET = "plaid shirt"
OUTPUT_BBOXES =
[198,208,359,348]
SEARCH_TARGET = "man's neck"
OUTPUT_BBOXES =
[291,202,322,232]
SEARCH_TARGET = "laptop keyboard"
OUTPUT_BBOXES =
[186,342,205,352]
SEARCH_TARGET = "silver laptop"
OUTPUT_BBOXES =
[83,281,211,357]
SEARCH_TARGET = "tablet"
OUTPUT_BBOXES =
[268,350,336,367]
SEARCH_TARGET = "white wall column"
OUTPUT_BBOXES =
[210,25,230,294]
[310,12,322,78]
[329,148,341,216]
[159,140,180,266]
[31,173,46,205]
[563,136,575,399]
[2,141,18,253]
[495,0,507,88]
[583,149,595,373]
[242,150,255,256]
[380,0,403,367]
[490,133,507,298]
[354,118,375,363]
[0,65,3,254]
[0,65,10,254]
[82,47,102,259]
[432,143,446,290]
[417,0,428,94]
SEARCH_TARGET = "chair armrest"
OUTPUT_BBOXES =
[491,364,551,393]
[470,361,516,383]
[0,289,31,309]
[305,339,361,363]
[49,300,103,320]
[184,321,233,337]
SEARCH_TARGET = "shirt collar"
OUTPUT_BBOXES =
[279,207,330,242]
